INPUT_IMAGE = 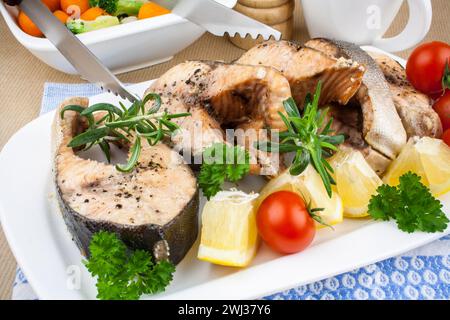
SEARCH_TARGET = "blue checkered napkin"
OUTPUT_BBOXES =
[12,83,450,300]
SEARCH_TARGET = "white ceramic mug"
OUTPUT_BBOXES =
[301,0,432,52]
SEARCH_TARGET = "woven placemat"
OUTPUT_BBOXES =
[0,0,449,299]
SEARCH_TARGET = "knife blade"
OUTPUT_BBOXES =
[157,0,282,40]
[15,0,138,102]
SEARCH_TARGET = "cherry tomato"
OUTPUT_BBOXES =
[256,191,315,254]
[433,91,450,131]
[406,41,450,98]
[442,129,450,147]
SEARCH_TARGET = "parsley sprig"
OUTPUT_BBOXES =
[256,82,345,197]
[198,143,250,200]
[61,93,190,173]
[84,231,175,300]
[368,172,449,233]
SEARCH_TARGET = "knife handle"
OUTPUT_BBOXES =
[5,0,22,5]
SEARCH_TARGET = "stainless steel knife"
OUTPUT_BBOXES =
[6,0,139,102]
[157,0,282,40]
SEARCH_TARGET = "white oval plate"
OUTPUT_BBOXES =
[0,47,449,300]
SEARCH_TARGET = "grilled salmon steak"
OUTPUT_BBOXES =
[370,52,442,139]
[236,40,365,107]
[306,38,407,166]
[146,61,292,176]
[53,98,199,264]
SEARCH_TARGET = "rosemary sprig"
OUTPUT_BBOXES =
[256,82,345,197]
[61,93,190,173]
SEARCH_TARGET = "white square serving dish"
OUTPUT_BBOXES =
[0,0,237,75]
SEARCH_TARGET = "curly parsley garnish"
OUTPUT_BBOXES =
[368,172,449,233]
[84,231,175,300]
[198,143,250,200]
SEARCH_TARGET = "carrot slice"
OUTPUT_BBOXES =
[54,10,70,24]
[81,7,107,21]
[18,11,43,37]
[138,2,170,20]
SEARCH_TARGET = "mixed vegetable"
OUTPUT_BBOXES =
[15,0,171,37]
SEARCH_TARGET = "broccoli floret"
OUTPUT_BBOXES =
[67,15,120,34]
[92,0,148,16]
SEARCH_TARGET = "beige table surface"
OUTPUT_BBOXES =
[0,0,449,300]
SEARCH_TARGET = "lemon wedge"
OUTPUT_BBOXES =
[198,190,259,267]
[329,148,382,218]
[258,165,343,228]
[383,137,450,196]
